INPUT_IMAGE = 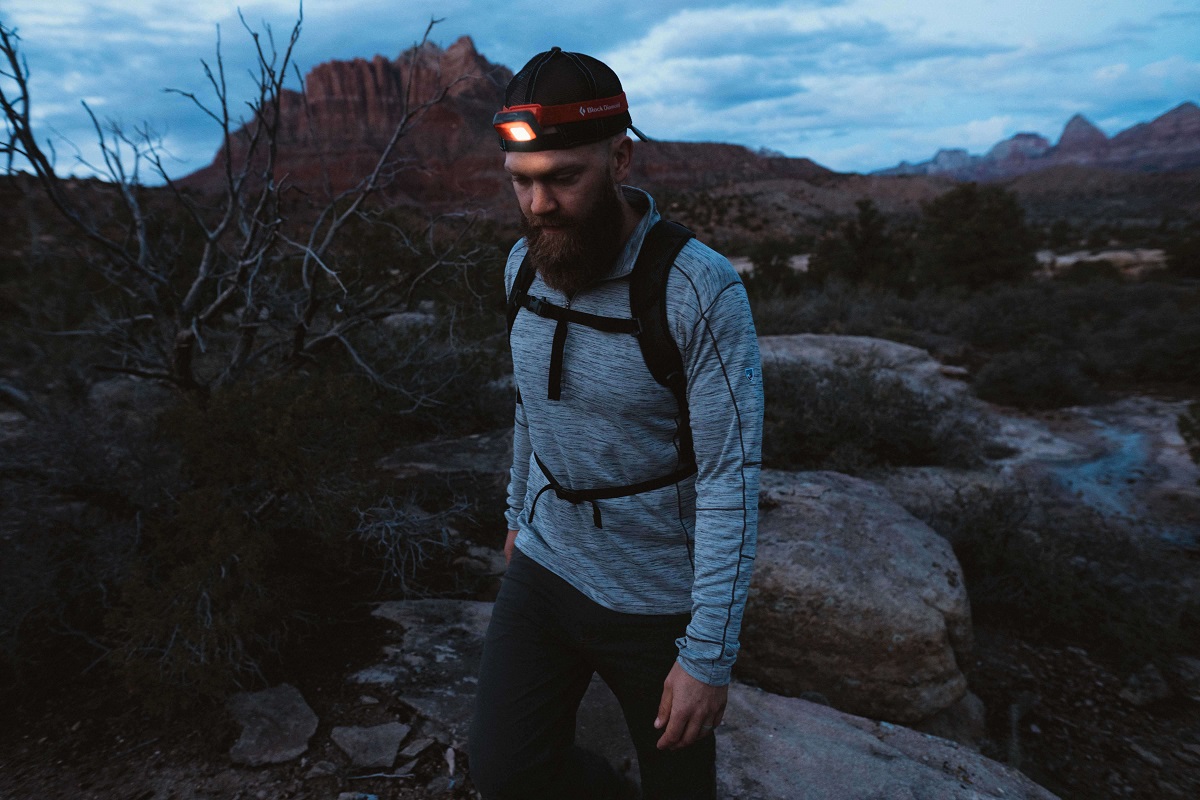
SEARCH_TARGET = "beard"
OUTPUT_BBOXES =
[519,180,626,297]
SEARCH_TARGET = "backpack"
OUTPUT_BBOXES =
[505,219,697,527]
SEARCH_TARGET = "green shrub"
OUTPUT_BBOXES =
[913,485,1199,667]
[807,199,911,290]
[1165,221,1200,278]
[1054,259,1123,284]
[973,347,1099,409]
[762,355,985,473]
[913,184,1037,289]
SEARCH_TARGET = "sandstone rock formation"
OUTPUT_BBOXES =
[361,599,1056,799]
[182,38,835,211]
[741,470,974,724]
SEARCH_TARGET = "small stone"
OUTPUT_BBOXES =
[1129,742,1164,768]
[302,760,337,779]
[1118,664,1171,707]
[1168,656,1200,701]
[359,695,379,705]
[227,684,319,766]
[399,737,436,759]
[425,775,453,795]
[331,722,410,768]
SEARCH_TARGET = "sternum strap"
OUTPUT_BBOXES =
[522,294,640,401]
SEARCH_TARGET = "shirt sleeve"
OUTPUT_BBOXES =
[503,240,531,533]
[672,264,763,686]
[505,396,531,531]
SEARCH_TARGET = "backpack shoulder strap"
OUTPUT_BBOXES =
[506,251,538,336]
[629,219,696,466]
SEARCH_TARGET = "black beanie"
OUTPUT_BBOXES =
[497,47,632,151]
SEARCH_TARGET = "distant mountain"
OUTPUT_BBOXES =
[180,40,1200,233]
[181,37,834,208]
[875,102,1200,180]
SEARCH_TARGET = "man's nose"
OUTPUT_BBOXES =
[529,184,558,217]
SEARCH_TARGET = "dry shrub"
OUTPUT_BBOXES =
[762,354,986,474]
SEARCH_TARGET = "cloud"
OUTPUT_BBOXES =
[2,0,1197,177]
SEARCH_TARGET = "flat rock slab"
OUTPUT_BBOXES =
[758,334,972,402]
[331,722,411,768]
[720,684,1059,800]
[363,600,1056,799]
[742,470,973,723]
[227,683,318,766]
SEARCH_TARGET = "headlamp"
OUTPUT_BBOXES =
[493,93,629,151]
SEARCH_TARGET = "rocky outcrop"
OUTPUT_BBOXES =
[758,333,972,403]
[182,36,513,202]
[741,470,974,724]
[1053,114,1109,163]
[180,38,836,208]
[362,599,1056,799]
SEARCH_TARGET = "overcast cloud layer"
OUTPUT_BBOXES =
[3,0,1198,179]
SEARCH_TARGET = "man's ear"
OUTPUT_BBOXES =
[609,134,633,183]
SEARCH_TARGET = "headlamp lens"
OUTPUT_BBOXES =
[497,121,537,142]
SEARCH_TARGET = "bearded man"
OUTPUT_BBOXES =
[468,47,763,800]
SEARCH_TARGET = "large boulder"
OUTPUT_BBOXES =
[360,600,1055,799]
[758,334,972,403]
[740,470,973,724]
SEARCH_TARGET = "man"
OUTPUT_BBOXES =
[468,47,763,800]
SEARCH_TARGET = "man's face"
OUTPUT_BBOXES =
[505,138,629,296]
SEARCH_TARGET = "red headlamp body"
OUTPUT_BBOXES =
[493,93,629,151]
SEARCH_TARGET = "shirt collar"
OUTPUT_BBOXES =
[602,186,659,282]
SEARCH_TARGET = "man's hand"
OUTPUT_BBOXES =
[504,529,518,565]
[654,661,727,750]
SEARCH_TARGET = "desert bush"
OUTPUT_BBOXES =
[913,483,1199,666]
[762,354,985,473]
[101,368,486,711]
[1054,259,1123,284]
[973,345,1100,409]
[913,184,1037,289]
[807,199,911,290]
[1165,221,1200,278]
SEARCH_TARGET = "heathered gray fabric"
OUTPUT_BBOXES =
[504,187,763,685]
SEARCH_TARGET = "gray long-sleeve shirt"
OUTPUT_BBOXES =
[505,187,763,686]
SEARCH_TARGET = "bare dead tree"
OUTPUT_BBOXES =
[0,9,486,406]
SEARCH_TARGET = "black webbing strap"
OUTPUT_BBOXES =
[520,294,640,400]
[628,220,696,470]
[528,452,698,529]
[522,295,640,334]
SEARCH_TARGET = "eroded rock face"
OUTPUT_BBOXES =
[740,470,973,724]
[363,600,1054,799]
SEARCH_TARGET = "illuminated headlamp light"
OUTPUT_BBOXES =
[493,92,630,151]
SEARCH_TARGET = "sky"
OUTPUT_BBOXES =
[2,0,1198,180]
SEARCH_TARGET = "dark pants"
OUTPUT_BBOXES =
[468,549,716,800]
